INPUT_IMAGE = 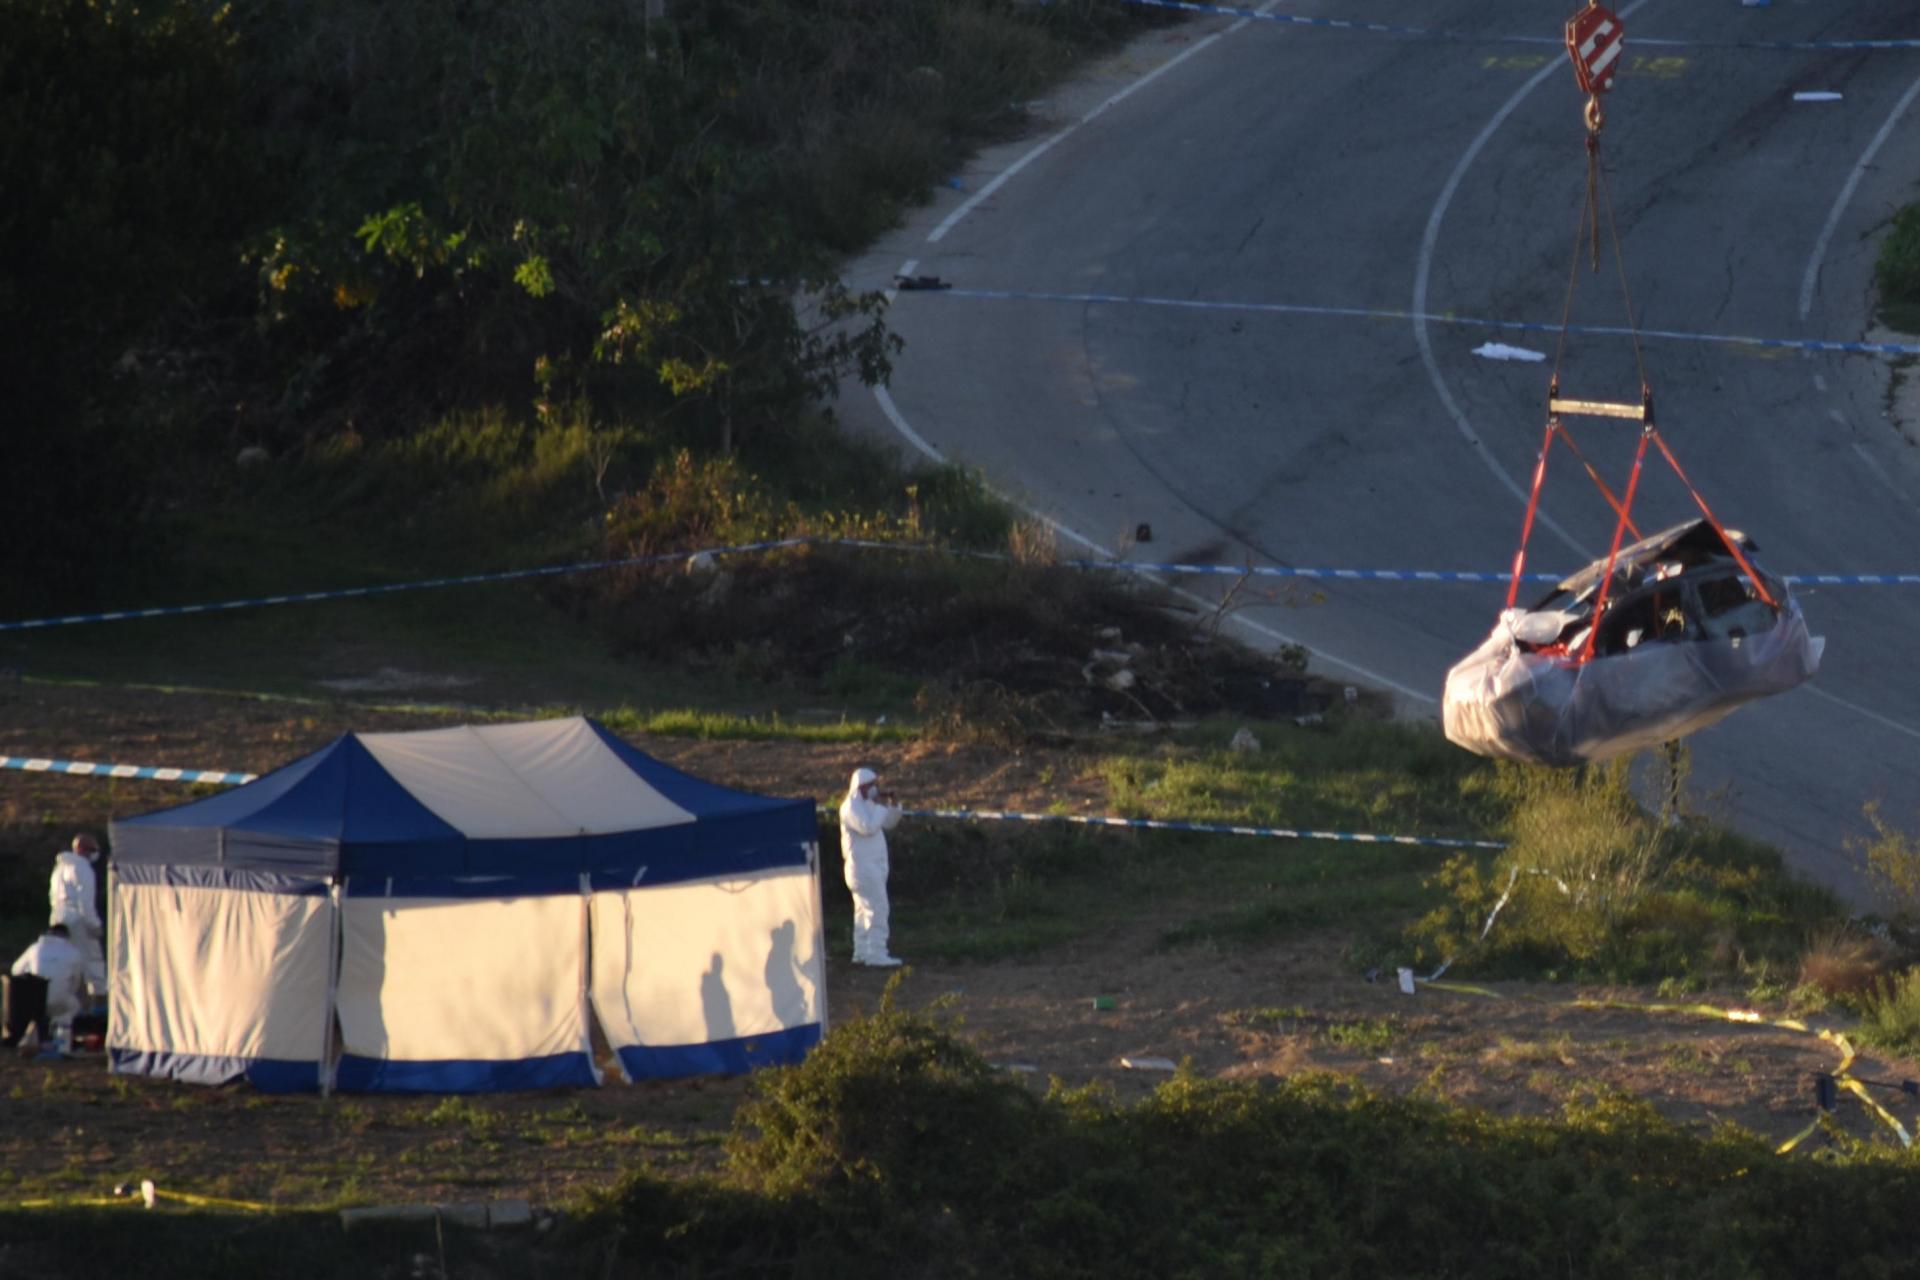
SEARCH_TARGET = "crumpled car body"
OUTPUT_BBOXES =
[1443,519,1824,765]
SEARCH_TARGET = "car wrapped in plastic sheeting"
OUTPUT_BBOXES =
[1443,519,1823,766]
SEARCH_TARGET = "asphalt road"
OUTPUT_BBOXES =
[840,0,1920,904]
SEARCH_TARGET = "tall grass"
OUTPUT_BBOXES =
[1407,751,1836,982]
[1853,967,1920,1058]
[592,706,910,744]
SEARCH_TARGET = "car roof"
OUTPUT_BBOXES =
[1550,518,1757,599]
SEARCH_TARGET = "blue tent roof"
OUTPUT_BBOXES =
[111,718,816,883]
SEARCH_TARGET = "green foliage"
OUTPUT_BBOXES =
[1875,202,1920,332]
[1409,752,1836,982]
[1859,802,1920,921]
[1101,721,1499,837]
[725,980,1050,1206]
[1852,966,1920,1059]
[5,0,1159,607]
[279,401,650,556]
[592,704,909,743]
[576,1004,1920,1278]
[0,0,264,610]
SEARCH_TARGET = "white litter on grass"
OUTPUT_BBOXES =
[1120,1056,1179,1071]
[1793,92,1842,103]
[316,667,480,693]
[1471,342,1548,363]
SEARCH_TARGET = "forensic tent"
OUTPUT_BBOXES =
[106,717,826,1093]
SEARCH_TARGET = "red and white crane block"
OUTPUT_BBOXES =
[1565,4,1626,96]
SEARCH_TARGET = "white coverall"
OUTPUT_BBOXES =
[838,768,903,964]
[49,848,107,996]
[12,932,86,1033]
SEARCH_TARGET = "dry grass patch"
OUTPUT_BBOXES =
[1797,924,1894,1000]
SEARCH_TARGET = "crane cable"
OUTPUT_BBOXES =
[1504,4,1778,651]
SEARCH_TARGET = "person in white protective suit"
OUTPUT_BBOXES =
[9,924,86,1050]
[49,834,107,997]
[838,767,904,967]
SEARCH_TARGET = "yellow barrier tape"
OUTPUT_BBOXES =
[1420,980,1507,1000]
[12,1187,283,1213]
[1411,987,1912,1151]
[150,1188,279,1212]
[1837,1077,1913,1147]
[1774,1117,1822,1156]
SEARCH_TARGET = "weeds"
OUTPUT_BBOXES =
[1859,802,1920,921]
[1324,1018,1397,1053]
[1852,967,1920,1058]
[1797,924,1893,1001]
[572,1003,1920,1278]
[1408,750,1833,983]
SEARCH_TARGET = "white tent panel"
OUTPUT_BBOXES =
[338,893,591,1068]
[110,881,331,1080]
[358,719,696,837]
[591,868,824,1074]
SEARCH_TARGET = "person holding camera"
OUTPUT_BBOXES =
[838,767,904,967]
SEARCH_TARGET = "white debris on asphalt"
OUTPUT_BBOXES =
[1472,342,1548,363]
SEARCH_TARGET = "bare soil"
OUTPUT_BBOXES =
[1,680,1909,1209]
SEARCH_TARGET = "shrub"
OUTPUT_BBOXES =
[578,1004,1920,1278]
[1859,802,1920,922]
[1798,924,1894,1001]
[1409,752,1833,982]
[724,980,1054,1205]
[1853,966,1920,1058]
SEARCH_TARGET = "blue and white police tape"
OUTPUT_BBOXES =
[1069,561,1920,587]
[0,754,258,786]
[1114,0,1920,51]
[921,286,1920,359]
[895,806,1506,850]
[6,535,1917,633]
[0,538,810,633]
[2,751,1504,849]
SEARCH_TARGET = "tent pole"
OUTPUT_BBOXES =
[321,878,342,1097]
[579,872,603,1087]
[809,841,830,1036]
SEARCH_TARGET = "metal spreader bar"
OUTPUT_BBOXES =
[1547,395,1648,421]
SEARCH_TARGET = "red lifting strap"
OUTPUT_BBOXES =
[1505,420,1558,611]
[1648,429,1778,609]
[1502,417,1645,612]
[1577,428,1651,664]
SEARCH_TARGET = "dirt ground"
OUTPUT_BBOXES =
[2,680,1911,1209]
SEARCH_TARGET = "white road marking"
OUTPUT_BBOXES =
[1798,71,1920,320]
[910,286,1920,355]
[1410,11,1657,562]
[875,0,1434,701]
[926,6,1272,244]
[872,384,946,465]
[1805,682,1920,743]
[1852,441,1912,505]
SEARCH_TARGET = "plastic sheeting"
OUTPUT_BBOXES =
[1443,597,1824,766]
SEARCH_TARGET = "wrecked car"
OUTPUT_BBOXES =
[1442,518,1824,766]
